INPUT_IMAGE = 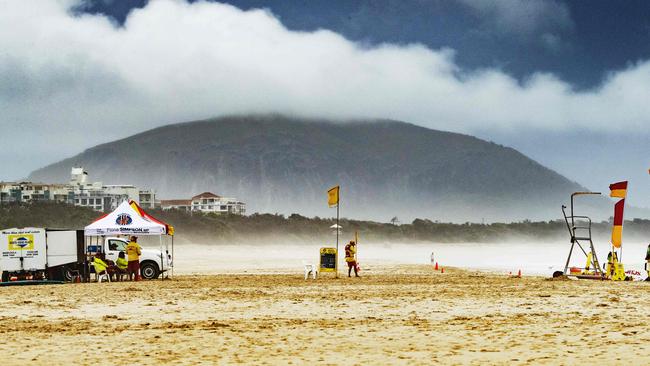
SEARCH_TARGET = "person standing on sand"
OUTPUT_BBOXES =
[645,244,650,281]
[126,236,142,281]
[345,240,359,277]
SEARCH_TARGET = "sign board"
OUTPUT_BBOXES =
[320,247,337,273]
[1,228,47,272]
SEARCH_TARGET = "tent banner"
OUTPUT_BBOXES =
[85,226,165,236]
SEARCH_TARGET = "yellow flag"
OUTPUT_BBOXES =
[327,186,339,207]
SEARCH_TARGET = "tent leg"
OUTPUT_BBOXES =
[83,236,88,283]
[164,235,169,279]
[159,235,164,281]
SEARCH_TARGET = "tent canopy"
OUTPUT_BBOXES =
[84,200,174,236]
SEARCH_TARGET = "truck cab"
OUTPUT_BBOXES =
[91,237,172,280]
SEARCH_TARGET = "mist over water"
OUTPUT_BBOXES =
[167,241,648,277]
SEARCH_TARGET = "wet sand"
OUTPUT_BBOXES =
[0,265,649,365]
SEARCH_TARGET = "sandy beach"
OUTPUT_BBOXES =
[1,264,649,365]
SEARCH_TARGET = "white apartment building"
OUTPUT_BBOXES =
[0,182,72,204]
[69,169,152,212]
[0,182,21,203]
[1,167,157,212]
[139,190,157,209]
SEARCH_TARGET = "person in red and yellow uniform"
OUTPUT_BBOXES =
[126,236,142,281]
[345,241,359,277]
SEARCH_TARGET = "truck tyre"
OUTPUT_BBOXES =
[1,271,8,282]
[140,261,160,280]
[62,266,77,282]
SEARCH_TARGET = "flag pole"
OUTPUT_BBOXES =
[336,191,340,279]
[355,230,358,264]
[327,185,341,278]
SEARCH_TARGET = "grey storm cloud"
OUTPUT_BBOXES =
[458,0,574,36]
[2,0,650,179]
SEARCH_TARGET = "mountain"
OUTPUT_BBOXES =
[30,115,589,221]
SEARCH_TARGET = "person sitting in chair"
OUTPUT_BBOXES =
[115,251,128,281]
[93,254,110,281]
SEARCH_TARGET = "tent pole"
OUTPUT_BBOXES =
[171,235,174,279]
[83,236,88,283]
[159,235,163,281]
[165,234,170,279]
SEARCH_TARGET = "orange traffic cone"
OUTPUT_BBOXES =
[435,262,439,271]
[517,269,522,278]
[441,267,445,274]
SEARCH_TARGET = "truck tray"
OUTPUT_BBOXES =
[0,280,65,287]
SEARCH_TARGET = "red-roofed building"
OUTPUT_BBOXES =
[161,192,245,215]
[191,192,245,215]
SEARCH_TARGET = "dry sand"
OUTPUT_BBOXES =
[0,265,649,365]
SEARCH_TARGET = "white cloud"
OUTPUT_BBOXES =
[1,0,650,179]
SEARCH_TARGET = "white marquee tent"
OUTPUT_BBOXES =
[84,200,169,236]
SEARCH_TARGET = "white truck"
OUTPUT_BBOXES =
[87,236,172,280]
[0,228,85,282]
[1,228,172,282]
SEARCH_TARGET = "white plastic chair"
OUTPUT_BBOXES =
[97,272,111,283]
[92,262,111,283]
[302,261,317,280]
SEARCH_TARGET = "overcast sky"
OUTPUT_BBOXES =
[2,0,650,206]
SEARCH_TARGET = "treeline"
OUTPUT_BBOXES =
[0,202,99,230]
[2,202,650,244]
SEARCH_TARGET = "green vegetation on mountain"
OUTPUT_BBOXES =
[30,114,587,222]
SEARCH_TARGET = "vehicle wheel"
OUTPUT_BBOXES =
[552,271,564,278]
[62,266,76,282]
[140,262,160,280]
[1,271,8,282]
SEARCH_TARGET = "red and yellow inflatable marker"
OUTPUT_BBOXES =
[609,181,627,248]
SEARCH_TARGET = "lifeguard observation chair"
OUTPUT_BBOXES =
[561,192,604,278]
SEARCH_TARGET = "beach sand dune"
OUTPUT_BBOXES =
[0,265,648,365]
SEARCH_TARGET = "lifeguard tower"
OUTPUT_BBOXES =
[560,191,605,279]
